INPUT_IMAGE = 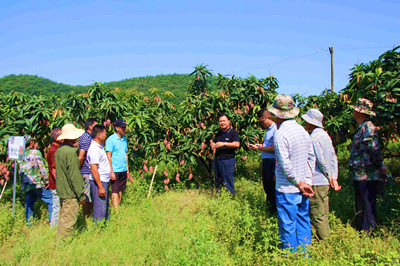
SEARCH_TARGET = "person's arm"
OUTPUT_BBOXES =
[106,152,116,181]
[312,138,329,178]
[68,151,86,202]
[78,149,87,167]
[90,164,106,198]
[126,153,132,183]
[213,141,240,149]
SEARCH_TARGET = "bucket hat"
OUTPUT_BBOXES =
[58,124,84,140]
[301,109,324,128]
[349,98,376,116]
[268,94,300,119]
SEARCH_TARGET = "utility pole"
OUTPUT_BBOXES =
[329,46,334,92]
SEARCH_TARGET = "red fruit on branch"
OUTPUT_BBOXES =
[201,142,205,150]
[176,173,180,182]
[149,166,153,173]
[138,170,142,175]
[164,185,169,191]
[188,173,193,180]
[167,143,171,150]
[197,75,200,80]
[106,119,111,126]
[143,165,148,173]
[180,160,185,166]
[163,170,168,177]
[242,156,247,161]
[143,160,148,164]
[164,178,170,184]
[163,139,168,146]
[141,174,144,179]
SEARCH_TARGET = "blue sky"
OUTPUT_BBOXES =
[1,0,399,96]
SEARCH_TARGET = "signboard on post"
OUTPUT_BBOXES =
[8,136,25,216]
[8,136,25,160]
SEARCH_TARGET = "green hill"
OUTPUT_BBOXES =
[0,73,216,104]
[0,74,87,95]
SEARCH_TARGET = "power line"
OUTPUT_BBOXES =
[267,49,326,66]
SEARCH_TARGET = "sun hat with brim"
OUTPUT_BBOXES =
[349,98,376,117]
[268,94,300,119]
[58,124,85,140]
[301,109,324,128]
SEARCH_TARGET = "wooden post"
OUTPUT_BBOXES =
[329,46,334,92]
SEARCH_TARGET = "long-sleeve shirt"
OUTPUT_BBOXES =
[18,148,48,189]
[274,119,316,193]
[349,120,382,181]
[55,144,85,201]
[310,128,338,186]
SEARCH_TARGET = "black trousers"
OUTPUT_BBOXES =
[354,180,377,232]
[262,159,276,212]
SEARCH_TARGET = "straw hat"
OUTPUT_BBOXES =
[301,109,324,128]
[268,94,300,119]
[58,124,84,140]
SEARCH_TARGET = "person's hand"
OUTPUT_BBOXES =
[45,183,50,189]
[110,172,116,181]
[297,181,315,197]
[329,178,341,191]
[98,187,106,198]
[214,142,225,149]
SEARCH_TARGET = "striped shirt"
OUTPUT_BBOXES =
[274,119,316,193]
[79,131,93,175]
[310,128,338,186]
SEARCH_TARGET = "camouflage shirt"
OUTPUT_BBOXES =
[18,148,48,189]
[349,120,382,181]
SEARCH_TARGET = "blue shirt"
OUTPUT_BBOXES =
[261,123,277,159]
[79,131,93,175]
[105,132,128,172]
[274,119,316,193]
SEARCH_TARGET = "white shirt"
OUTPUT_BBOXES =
[87,140,111,182]
[274,119,316,193]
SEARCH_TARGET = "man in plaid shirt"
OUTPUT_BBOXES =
[268,94,316,253]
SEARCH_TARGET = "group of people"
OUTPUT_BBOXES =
[16,93,387,249]
[211,94,387,252]
[18,119,130,239]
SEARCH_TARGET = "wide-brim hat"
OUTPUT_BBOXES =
[268,94,300,119]
[58,124,84,140]
[301,109,324,128]
[349,98,376,116]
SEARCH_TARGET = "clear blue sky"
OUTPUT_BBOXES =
[1,0,399,96]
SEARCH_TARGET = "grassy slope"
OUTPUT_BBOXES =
[0,177,399,265]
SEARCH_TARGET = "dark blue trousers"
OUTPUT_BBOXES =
[214,158,235,194]
[354,180,377,232]
[262,158,276,212]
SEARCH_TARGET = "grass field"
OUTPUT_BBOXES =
[1,171,400,265]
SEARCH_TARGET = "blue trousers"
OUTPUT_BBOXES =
[90,180,109,223]
[25,187,53,226]
[214,158,235,194]
[354,180,377,232]
[276,191,311,252]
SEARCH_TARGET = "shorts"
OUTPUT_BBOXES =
[111,171,127,193]
[82,174,92,202]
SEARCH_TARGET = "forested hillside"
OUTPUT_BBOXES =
[0,73,219,104]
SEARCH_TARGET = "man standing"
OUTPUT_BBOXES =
[302,109,341,240]
[249,109,277,214]
[210,114,240,195]
[46,128,62,227]
[79,118,97,216]
[88,125,111,222]
[268,94,316,253]
[349,98,384,232]
[105,119,130,212]
[55,124,85,238]
[19,136,53,226]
